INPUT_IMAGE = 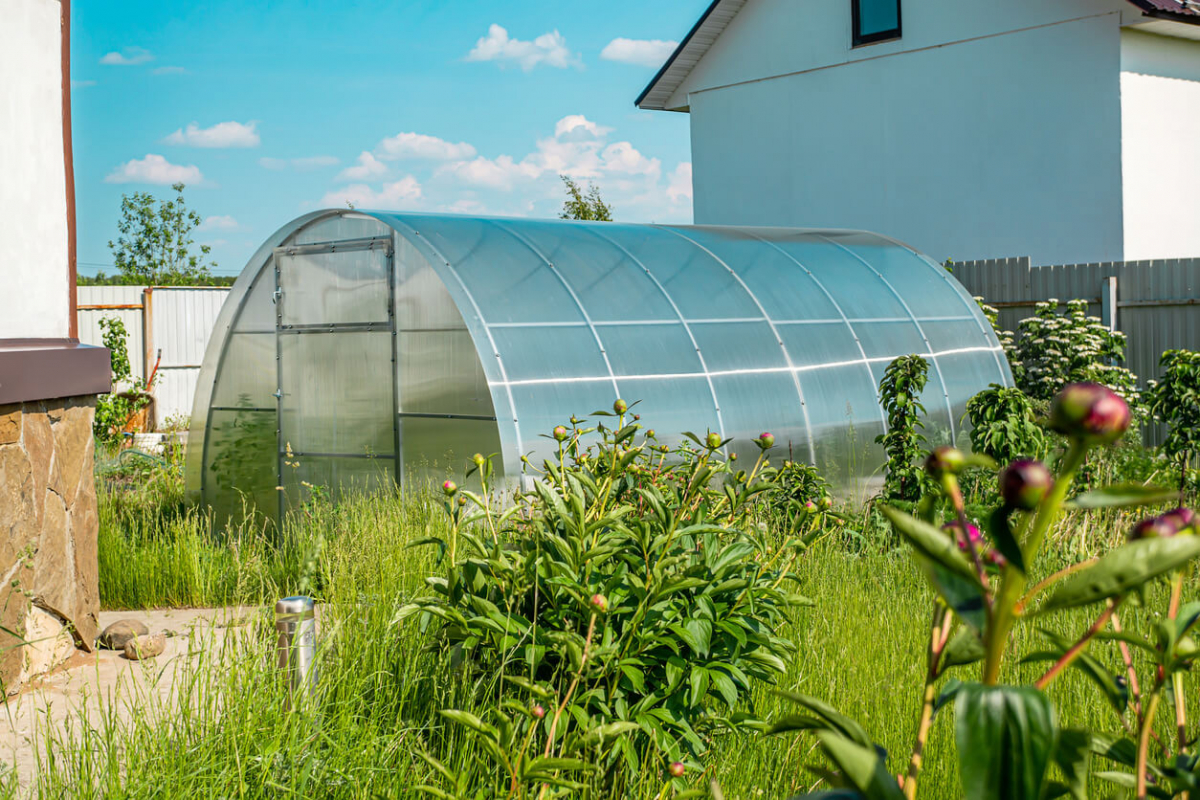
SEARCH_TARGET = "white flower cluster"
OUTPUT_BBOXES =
[1014,299,1141,413]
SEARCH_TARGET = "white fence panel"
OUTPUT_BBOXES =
[76,285,230,429]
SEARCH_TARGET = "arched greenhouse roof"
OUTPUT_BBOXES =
[186,210,1011,519]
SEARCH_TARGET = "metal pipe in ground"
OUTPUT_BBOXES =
[275,596,317,707]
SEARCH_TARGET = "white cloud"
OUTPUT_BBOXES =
[554,115,612,142]
[199,215,238,231]
[320,177,423,209]
[466,24,581,71]
[376,132,476,161]
[100,47,153,66]
[600,38,678,68]
[105,154,204,185]
[259,155,340,171]
[152,66,188,75]
[165,121,260,148]
[438,155,539,191]
[601,142,661,179]
[667,162,693,204]
[338,152,388,181]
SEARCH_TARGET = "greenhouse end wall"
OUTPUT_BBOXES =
[186,211,1011,520]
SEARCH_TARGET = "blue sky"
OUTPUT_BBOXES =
[71,0,708,277]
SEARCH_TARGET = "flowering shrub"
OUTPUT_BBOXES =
[1014,299,1139,413]
[398,404,821,796]
[974,297,1020,385]
[876,355,931,502]
[1148,349,1200,496]
[770,382,1199,799]
[965,384,1047,465]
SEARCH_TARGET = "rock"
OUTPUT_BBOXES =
[98,619,148,650]
[123,634,165,661]
[0,405,19,446]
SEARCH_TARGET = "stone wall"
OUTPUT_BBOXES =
[0,396,99,690]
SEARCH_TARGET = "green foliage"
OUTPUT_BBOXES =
[559,176,613,221]
[965,384,1047,464]
[398,411,819,795]
[1014,299,1140,412]
[770,383,1200,800]
[105,182,217,285]
[93,316,151,442]
[1148,349,1200,495]
[875,355,931,502]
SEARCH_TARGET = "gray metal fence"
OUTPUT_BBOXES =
[77,286,230,429]
[954,257,1200,444]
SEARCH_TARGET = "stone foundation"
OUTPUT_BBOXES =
[0,396,99,691]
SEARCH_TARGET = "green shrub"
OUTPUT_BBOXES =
[876,355,931,502]
[965,384,1047,464]
[1149,349,1200,497]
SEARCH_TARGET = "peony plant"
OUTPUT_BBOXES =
[771,382,1197,800]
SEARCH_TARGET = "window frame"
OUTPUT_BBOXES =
[851,0,902,47]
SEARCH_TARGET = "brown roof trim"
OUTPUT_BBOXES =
[0,339,110,405]
[61,0,78,339]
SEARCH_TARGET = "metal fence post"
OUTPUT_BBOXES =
[1102,276,1118,332]
[275,596,317,707]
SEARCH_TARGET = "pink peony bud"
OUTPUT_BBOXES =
[705,432,722,450]
[1131,516,1177,540]
[1050,383,1131,444]
[668,762,685,778]
[472,453,486,466]
[531,704,546,719]
[804,500,818,513]
[999,460,1054,510]
[756,432,775,450]
[590,593,608,613]
[925,446,966,476]
[943,521,982,550]
[442,480,457,496]
[1162,508,1197,534]
[613,399,628,414]
[820,496,833,510]
[553,425,569,442]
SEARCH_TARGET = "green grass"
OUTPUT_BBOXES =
[47,470,1193,798]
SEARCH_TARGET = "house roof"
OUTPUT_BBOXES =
[636,0,1200,112]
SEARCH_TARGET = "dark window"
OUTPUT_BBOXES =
[852,0,901,46]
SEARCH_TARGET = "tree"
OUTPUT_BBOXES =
[1148,349,1200,495]
[558,176,612,221]
[105,182,216,285]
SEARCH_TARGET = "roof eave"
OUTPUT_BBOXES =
[634,0,738,112]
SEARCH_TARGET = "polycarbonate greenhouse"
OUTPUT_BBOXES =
[185,210,1011,519]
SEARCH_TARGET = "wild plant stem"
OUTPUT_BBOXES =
[903,606,953,800]
[1137,689,1162,800]
[1111,612,1144,723]
[1035,597,1121,690]
[943,475,991,608]
[1013,558,1099,616]
[1168,574,1186,758]
[542,613,596,760]
[984,440,1088,685]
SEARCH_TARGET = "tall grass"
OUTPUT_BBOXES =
[57,468,1192,798]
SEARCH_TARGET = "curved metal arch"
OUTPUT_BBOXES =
[583,226,728,443]
[384,216,525,467]
[654,226,817,465]
[812,233,958,439]
[744,231,891,433]
[487,220,621,399]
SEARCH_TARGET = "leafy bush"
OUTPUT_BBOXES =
[965,384,1047,464]
[1149,349,1200,497]
[398,406,821,796]
[769,382,1199,799]
[876,355,931,502]
[1014,299,1140,412]
[93,316,151,443]
[974,296,1020,384]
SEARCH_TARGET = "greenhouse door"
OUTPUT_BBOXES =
[273,236,398,517]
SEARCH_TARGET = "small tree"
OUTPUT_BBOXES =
[876,354,930,501]
[558,176,612,221]
[93,317,151,442]
[106,182,216,285]
[1148,349,1200,495]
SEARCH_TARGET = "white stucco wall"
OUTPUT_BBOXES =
[0,0,70,340]
[1120,31,1200,261]
[688,13,1125,264]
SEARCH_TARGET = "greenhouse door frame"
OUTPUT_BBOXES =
[272,235,399,522]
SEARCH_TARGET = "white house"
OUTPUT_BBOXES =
[638,0,1200,264]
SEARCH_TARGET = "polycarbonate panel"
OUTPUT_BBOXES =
[799,365,883,445]
[231,269,277,333]
[279,246,389,326]
[778,322,866,366]
[854,320,929,359]
[204,409,278,521]
[509,381,620,466]
[210,332,275,409]
[710,373,808,463]
[280,331,394,457]
[292,214,391,245]
[401,417,503,479]
[514,222,679,323]
[831,232,967,319]
[600,324,703,378]
[621,377,721,443]
[398,330,493,417]
[281,457,394,509]
[491,325,608,382]
[772,236,911,319]
[689,322,787,372]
